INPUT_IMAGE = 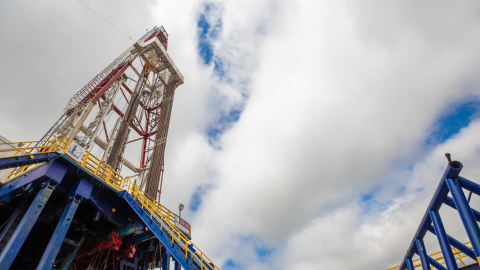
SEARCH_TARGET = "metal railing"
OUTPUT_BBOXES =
[0,138,220,270]
[0,138,70,181]
[64,26,166,114]
[387,242,473,270]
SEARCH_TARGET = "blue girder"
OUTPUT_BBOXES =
[398,161,480,270]
[0,153,217,270]
[0,152,60,170]
[0,181,56,269]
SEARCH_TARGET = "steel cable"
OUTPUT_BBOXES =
[77,0,133,41]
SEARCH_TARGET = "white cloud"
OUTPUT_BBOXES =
[2,0,480,269]
[180,0,480,269]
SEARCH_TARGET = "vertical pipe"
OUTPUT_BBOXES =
[140,111,149,168]
[446,177,480,263]
[102,118,121,162]
[174,259,181,270]
[142,251,149,270]
[415,238,431,270]
[0,182,55,269]
[107,67,147,168]
[145,82,177,200]
[158,163,164,203]
[162,249,171,270]
[429,210,458,270]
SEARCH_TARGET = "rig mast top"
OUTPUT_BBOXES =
[41,26,184,201]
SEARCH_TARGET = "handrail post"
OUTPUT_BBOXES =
[81,152,89,166]
[106,169,113,186]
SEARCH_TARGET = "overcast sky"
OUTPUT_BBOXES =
[2,1,480,269]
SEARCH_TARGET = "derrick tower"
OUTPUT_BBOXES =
[0,27,220,270]
[41,26,183,201]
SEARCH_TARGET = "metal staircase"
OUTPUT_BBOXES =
[123,193,215,270]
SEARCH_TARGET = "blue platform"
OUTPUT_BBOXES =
[0,153,215,270]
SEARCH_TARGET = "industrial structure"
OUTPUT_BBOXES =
[387,156,480,270]
[0,26,219,270]
[1,23,480,270]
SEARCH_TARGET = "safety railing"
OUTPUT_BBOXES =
[0,138,70,181]
[0,138,220,270]
[387,242,473,270]
[125,182,216,270]
[0,138,67,157]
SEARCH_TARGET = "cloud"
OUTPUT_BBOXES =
[2,0,480,270]
[180,0,480,269]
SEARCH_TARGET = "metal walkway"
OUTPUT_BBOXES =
[123,193,214,270]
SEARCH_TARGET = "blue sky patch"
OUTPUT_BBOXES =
[256,246,275,260]
[361,192,374,202]
[213,58,226,77]
[360,187,389,214]
[206,108,242,145]
[223,259,241,270]
[197,3,223,66]
[427,99,480,145]
[198,13,213,64]
[189,184,212,212]
[238,235,276,263]
[197,3,247,146]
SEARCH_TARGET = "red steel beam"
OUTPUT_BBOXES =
[92,63,130,103]
[126,137,143,144]
[111,105,145,136]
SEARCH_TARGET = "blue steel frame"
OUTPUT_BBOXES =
[0,152,60,170]
[0,181,57,270]
[162,248,171,270]
[0,153,213,270]
[398,161,480,270]
[120,258,138,270]
[36,178,93,270]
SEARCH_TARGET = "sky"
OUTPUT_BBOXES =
[1,0,480,269]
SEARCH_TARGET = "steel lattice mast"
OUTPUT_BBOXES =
[0,26,222,270]
[40,26,183,200]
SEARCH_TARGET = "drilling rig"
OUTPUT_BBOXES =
[0,26,219,270]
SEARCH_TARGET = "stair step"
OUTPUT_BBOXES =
[123,193,216,270]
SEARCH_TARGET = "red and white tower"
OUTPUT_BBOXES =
[40,26,184,200]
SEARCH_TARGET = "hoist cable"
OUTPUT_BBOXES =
[77,0,133,41]
[90,0,149,31]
